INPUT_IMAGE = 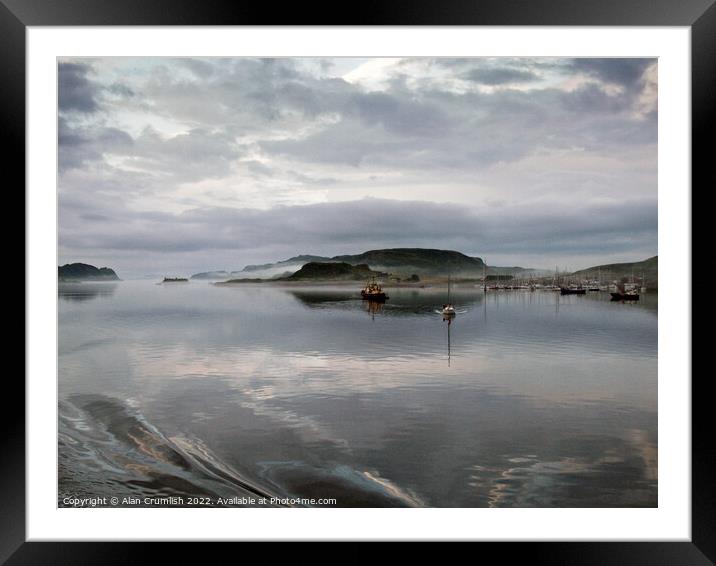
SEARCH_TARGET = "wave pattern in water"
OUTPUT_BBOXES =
[59,395,279,506]
[59,395,426,507]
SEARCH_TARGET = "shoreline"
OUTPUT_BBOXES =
[212,279,437,288]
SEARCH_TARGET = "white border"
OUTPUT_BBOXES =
[27,27,691,541]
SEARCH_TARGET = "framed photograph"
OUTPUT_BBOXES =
[10,0,709,559]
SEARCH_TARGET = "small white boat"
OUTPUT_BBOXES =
[441,275,456,316]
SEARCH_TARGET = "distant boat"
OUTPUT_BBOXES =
[610,282,639,301]
[442,275,456,316]
[162,277,189,283]
[360,277,388,301]
[610,275,639,301]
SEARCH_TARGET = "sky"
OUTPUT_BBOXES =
[58,57,657,277]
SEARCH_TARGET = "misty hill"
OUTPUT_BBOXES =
[487,266,542,277]
[58,263,120,281]
[195,255,330,280]
[572,256,658,287]
[330,248,485,276]
[191,270,236,280]
[192,269,295,280]
[235,248,487,278]
[281,262,386,281]
[242,255,329,273]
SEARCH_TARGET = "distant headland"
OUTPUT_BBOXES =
[206,248,657,287]
[203,248,490,282]
[58,263,120,282]
[218,262,387,285]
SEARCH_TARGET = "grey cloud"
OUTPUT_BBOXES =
[462,67,540,85]
[245,160,337,185]
[245,160,274,176]
[560,83,632,114]
[79,212,110,222]
[262,119,409,167]
[319,59,334,73]
[143,59,454,140]
[346,91,454,136]
[179,58,216,79]
[106,82,135,98]
[571,58,652,88]
[58,62,101,113]
[58,117,133,172]
[128,127,244,181]
[262,82,654,170]
[57,57,657,275]
[140,58,348,129]
[440,58,653,90]
[61,57,656,177]
[59,119,243,181]
[286,170,338,186]
[60,198,656,268]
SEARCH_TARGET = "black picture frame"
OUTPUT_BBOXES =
[7,0,709,560]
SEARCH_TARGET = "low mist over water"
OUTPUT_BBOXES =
[59,281,657,507]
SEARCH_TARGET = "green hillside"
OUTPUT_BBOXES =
[233,248,487,278]
[330,248,485,276]
[282,262,385,281]
[572,256,658,287]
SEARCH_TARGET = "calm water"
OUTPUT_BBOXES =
[58,281,657,507]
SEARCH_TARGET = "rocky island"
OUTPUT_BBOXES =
[58,263,120,281]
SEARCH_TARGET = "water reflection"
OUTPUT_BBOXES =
[364,299,384,320]
[58,282,117,302]
[58,281,657,507]
[289,289,356,307]
[443,313,455,367]
[288,286,485,317]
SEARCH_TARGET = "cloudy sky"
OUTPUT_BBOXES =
[58,57,657,277]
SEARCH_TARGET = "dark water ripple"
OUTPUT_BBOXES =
[59,395,280,505]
